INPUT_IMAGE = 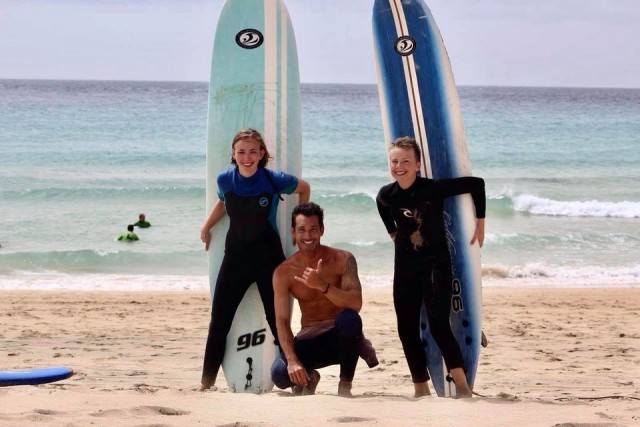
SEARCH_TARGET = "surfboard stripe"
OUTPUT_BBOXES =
[277,3,289,246]
[264,0,277,159]
[388,0,432,178]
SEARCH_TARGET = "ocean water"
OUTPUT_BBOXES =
[1,79,639,291]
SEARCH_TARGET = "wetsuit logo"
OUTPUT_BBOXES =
[259,197,269,207]
[394,36,416,56]
[236,29,264,49]
[401,208,414,218]
[451,279,464,312]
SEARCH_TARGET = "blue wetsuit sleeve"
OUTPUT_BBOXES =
[216,170,229,201]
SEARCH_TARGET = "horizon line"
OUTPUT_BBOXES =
[1,77,639,91]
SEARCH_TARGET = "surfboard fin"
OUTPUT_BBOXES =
[244,357,253,390]
[481,331,488,348]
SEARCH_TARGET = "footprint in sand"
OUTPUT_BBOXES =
[90,406,189,418]
[133,406,190,416]
[132,383,170,394]
[90,409,127,417]
[218,424,273,427]
[328,417,377,423]
[496,392,520,401]
[33,409,64,415]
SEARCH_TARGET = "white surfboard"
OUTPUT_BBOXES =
[373,0,483,397]
[206,0,301,393]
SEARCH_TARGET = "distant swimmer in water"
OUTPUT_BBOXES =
[117,224,139,241]
[133,213,151,228]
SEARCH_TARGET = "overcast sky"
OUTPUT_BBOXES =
[1,0,639,88]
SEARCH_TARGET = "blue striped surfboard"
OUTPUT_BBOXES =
[372,0,482,397]
[206,0,301,394]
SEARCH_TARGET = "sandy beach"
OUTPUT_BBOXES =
[1,285,638,426]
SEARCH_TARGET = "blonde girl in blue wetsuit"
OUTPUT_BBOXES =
[376,137,485,398]
[199,128,310,391]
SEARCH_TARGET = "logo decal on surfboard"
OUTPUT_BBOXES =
[394,36,416,56]
[236,29,264,49]
[451,278,464,312]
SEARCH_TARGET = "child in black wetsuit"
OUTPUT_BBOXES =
[376,137,486,398]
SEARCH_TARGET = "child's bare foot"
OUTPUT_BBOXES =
[414,381,431,397]
[450,368,472,398]
[455,389,473,399]
[199,379,217,392]
[338,379,353,398]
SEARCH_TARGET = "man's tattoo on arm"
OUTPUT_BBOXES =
[341,255,362,292]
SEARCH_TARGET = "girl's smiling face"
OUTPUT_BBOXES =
[388,146,420,188]
[232,138,265,177]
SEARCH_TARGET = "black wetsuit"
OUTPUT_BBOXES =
[376,176,485,383]
[201,167,298,384]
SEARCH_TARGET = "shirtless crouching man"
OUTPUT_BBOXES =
[271,202,377,397]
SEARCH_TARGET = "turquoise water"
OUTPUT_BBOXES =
[1,80,639,290]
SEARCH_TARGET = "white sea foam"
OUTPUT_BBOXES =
[512,194,640,218]
[0,272,209,292]
[318,190,378,203]
[349,241,378,247]
[482,263,640,288]
[1,268,637,292]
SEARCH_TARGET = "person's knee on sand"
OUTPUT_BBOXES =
[271,358,291,390]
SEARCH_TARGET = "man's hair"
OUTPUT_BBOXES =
[291,202,324,229]
[127,224,134,232]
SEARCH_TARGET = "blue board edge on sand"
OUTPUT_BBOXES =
[0,366,74,386]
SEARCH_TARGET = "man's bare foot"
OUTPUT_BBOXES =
[338,379,353,398]
[305,370,321,395]
[292,370,321,396]
[414,381,431,397]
